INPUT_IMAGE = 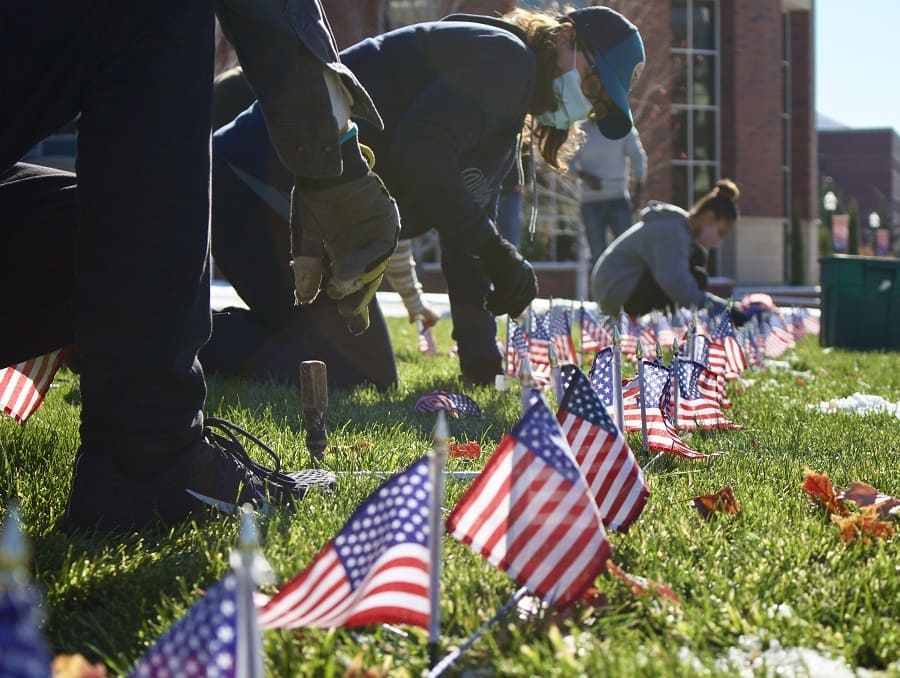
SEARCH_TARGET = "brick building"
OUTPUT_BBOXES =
[818,127,900,254]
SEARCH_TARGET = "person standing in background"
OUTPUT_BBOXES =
[574,123,647,266]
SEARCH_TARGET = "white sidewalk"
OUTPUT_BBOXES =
[211,280,454,319]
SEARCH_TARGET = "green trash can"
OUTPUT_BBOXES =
[819,254,900,350]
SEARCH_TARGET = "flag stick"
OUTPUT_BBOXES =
[549,339,562,405]
[496,316,511,391]
[574,299,583,368]
[671,338,680,429]
[636,343,649,453]
[234,505,269,678]
[428,412,449,669]
[612,327,624,431]
[520,305,534,414]
[427,586,530,678]
[336,470,480,482]
[642,451,665,472]
[688,307,698,360]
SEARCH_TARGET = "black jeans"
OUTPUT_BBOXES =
[623,241,709,316]
[205,153,398,391]
[0,1,214,464]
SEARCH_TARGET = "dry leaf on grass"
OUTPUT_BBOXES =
[606,560,681,605]
[448,441,482,459]
[831,509,896,544]
[802,469,848,516]
[692,485,741,518]
[839,481,900,520]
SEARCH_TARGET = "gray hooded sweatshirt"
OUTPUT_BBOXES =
[591,201,727,315]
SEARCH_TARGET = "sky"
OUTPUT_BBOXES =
[815,1,900,132]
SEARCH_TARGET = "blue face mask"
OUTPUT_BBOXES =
[538,55,594,130]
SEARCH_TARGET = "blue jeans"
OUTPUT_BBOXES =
[581,197,633,262]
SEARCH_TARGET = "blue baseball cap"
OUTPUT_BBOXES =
[563,7,645,139]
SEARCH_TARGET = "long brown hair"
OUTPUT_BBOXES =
[504,8,582,171]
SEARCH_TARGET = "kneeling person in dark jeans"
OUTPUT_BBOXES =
[592,178,747,325]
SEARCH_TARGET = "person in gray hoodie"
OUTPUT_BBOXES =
[591,178,746,321]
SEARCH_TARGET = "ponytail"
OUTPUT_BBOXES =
[690,178,740,222]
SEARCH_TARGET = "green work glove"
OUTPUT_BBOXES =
[290,146,400,333]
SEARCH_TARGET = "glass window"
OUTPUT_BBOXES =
[671,0,688,48]
[672,165,689,209]
[673,109,688,160]
[693,165,714,203]
[693,109,716,160]
[671,53,688,104]
[693,1,717,50]
[692,54,716,106]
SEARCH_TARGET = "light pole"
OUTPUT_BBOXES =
[823,191,837,253]
[868,212,881,255]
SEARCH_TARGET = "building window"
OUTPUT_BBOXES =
[670,0,720,209]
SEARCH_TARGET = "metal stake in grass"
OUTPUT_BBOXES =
[549,337,562,404]
[612,326,625,431]
[495,314,511,391]
[636,342,649,453]
[232,504,273,678]
[428,411,449,670]
[671,338,680,429]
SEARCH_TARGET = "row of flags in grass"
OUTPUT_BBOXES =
[0,297,816,426]
[3,365,654,675]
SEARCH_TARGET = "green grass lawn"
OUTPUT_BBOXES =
[1,318,898,676]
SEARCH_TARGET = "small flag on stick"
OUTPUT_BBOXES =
[446,396,611,608]
[0,350,65,424]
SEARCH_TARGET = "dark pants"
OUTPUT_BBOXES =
[624,242,709,316]
[581,197,633,262]
[0,1,214,465]
[204,156,397,390]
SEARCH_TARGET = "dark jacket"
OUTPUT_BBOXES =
[215,15,535,253]
[215,0,381,179]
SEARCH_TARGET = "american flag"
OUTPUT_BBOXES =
[681,332,710,367]
[760,315,795,358]
[446,398,611,608]
[0,349,65,424]
[708,310,747,377]
[259,456,432,629]
[654,314,678,351]
[505,318,527,377]
[588,347,616,409]
[415,390,481,418]
[618,314,640,358]
[130,573,242,677]
[579,305,612,355]
[0,584,52,678]
[622,362,708,458]
[505,318,550,386]
[548,306,577,365]
[556,365,649,532]
[742,321,767,368]
[417,321,436,356]
[670,360,741,430]
[528,309,552,372]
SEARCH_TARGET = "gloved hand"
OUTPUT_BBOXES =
[479,235,538,317]
[290,167,400,333]
[729,306,750,328]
